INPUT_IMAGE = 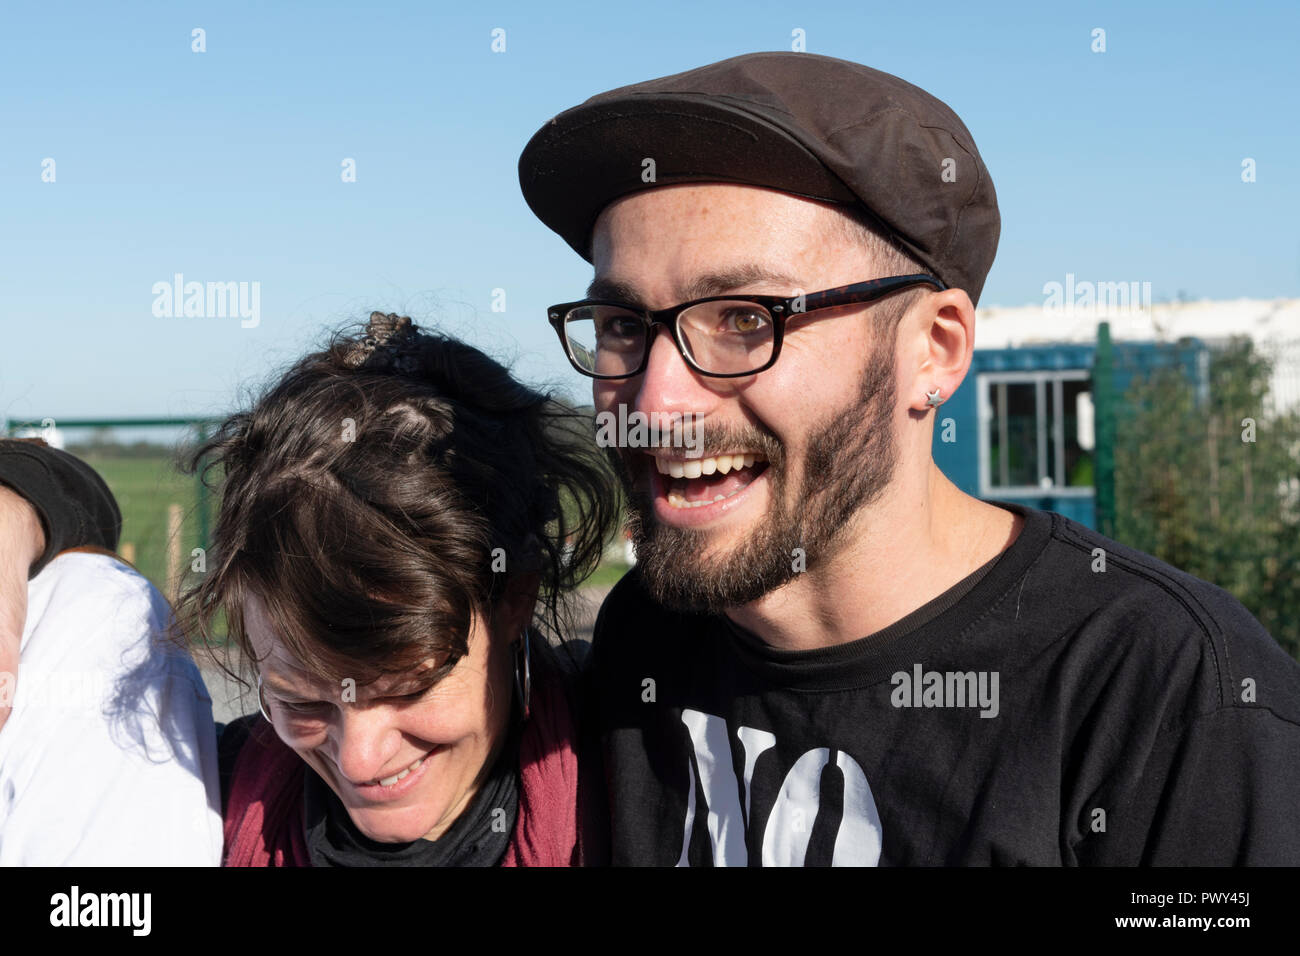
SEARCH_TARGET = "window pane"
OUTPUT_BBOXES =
[988,381,1039,488]
[1046,378,1055,487]
[1062,379,1094,487]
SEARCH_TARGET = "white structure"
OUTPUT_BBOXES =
[9,422,65,449]
[974,298,1300,416]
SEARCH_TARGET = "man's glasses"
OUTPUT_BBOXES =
[548,273,946,380]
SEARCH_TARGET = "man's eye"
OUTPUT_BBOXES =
[597,315,642,338]
[722,309,769,334]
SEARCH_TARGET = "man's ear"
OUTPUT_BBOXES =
[908,287,976,413]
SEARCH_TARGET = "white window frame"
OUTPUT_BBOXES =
[976,369,1095,499]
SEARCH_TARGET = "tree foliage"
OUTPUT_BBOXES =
[1114,336,1300,660]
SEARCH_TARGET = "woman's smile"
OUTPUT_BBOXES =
[342,744,445,804]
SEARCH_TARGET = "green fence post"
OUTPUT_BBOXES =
[1094,321,1116,538]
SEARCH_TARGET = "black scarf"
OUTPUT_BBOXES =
[302,718,521,867]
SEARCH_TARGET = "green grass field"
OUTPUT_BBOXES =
[79,454,205,596]
[582,560,630,590]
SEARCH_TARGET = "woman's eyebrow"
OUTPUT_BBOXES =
[264,671,427,702]
[261,675,318,700]
[262,667,338,700]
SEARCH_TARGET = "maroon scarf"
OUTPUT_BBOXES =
[224,668,584,867]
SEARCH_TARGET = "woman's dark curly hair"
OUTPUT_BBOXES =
[174,312,621,695]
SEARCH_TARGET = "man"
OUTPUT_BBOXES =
[518,52,1300,864]
[0,440,222,864]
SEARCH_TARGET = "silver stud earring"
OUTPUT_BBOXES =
[925,387,944,408]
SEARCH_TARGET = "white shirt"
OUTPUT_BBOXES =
[0,552,223,865]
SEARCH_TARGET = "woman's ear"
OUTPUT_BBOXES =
[502,571,541,635]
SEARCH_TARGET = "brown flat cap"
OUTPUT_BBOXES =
[518,51,1000,304]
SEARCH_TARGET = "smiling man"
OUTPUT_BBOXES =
[519,52,1300,865]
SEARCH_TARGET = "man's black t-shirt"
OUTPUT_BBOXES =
[590,501,1300,865]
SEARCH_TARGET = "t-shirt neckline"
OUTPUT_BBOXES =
[720,500,1055,691]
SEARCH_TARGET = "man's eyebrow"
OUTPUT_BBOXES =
[586,275,643,304]
[586,265,804,307]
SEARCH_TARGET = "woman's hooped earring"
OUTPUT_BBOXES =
[256,672,272,723]
[514,628,532,721]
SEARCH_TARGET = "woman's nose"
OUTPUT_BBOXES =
[330,704,402,784]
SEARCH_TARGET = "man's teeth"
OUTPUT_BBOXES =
[667,491,730,509]
[373,752,429,787]
[654,453,763,478]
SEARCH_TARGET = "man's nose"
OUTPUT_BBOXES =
[331,705,401,785]
[633,324,716,418]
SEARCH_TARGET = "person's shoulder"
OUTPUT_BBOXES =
[25,551,174,659]
[1044,508,1278,655]
[219,713,261,757]
[219,713,266,814]
[25,550,212,720]
[591,565,701,655]
[594,564,695,629]
[220,711,302,796]
[1027,507,1300,726]
[29,550,165,623]
[600,563,650,610]
[33,548,147,589]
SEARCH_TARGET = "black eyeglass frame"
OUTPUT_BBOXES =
[547,273,948,380]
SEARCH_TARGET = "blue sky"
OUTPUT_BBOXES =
[2,0,1297,424]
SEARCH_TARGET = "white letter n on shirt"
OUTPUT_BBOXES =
[677,708,883,867]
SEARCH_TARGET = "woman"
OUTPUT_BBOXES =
[175,312,621,866]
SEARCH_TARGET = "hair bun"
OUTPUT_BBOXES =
[341,312,421,372]
[366,311,413,346]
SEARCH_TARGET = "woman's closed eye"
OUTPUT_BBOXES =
[281,691,424,712]
[272,677,438,715]
[280,698,331,714]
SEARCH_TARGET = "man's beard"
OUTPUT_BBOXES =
[612,337,900,615]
